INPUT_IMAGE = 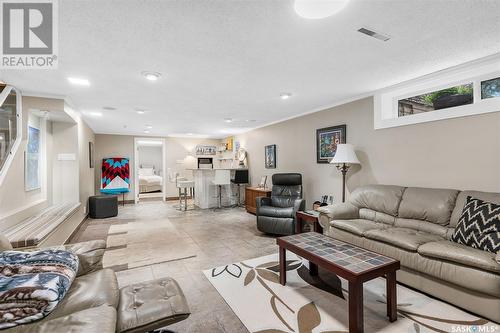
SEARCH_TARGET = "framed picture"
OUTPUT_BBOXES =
[265,144,276,169]
[258,175,267,188]
[25,126,41,191]
[316,124,346,163]
[89,142,94,168]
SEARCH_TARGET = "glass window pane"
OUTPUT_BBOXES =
[481,77,500,100]
[0,88,18,171]
[398,83,473,117]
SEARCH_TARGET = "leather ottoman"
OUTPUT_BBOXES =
[89,195,118,219]
[117,278,190,333]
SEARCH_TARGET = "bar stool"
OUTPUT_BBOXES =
[212,169,231,209]
[176,177,195,211]
[231,169,248,207]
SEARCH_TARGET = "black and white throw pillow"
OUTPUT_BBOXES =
[451,196,500,253]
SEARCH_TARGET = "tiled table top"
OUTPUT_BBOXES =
[279,232,398,274]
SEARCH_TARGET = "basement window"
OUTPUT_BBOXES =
[374,55,500,129]
[398,83,473,117]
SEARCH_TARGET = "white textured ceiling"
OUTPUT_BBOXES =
[2,0,500,138]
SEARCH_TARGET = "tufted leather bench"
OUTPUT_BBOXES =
[117,278,190,333]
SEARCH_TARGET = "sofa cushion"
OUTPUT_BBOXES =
[394,218,449,238]
[258,206,294,218]
[417,250,500,297]
[359,208,395,225]
[451,196,500,253]
[48,268,119,319]
[398,187,459,225]
[331,219,387,236]
[418,240,500,274]
[450,190,500,227]
[364,227,444,252]
[350,185,405,217]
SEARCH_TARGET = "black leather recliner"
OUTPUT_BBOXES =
[256,173,306,235]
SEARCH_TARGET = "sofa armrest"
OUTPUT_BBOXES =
[496,252,500,265]
[317,202,359,220]
[48,240,107,276]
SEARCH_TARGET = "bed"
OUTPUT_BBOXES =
[138,167,163,193]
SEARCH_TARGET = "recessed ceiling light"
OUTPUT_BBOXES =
[186,133,193,136]
[144,130,150,134]
[102,106,116,110]
[280,93,292,100]
[224,118,233,123]
[145,125,153,129]
[136,110,145,114]
[294,0,350,19]
[88,112,102,117]
[141,71,161,81]
[68,77,90,86]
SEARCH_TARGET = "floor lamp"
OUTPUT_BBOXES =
[330,144,360,203]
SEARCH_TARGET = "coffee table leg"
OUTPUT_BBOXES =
[279,246,286,285]
[295,217,301,234]
[348,281,363,333]
[386,271,397,322]
[309,261,318,276]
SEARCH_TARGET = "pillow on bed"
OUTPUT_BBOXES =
[138,168,154,176]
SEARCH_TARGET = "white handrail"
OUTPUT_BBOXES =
[0,85,23,187]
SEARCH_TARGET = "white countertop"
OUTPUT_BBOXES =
[187,168,248,170]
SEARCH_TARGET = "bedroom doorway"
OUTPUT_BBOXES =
[134,138,166,203]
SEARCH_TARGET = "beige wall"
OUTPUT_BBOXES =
[94,134,135,201]
[94,134,220,199]
[235,97,500,207]
[0,96,95,245]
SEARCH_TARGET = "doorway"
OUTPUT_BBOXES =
[134,138,166,203]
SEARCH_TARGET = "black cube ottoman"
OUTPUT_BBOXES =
[89,195,118,219]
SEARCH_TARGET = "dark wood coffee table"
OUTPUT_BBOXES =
[277,232,400,333]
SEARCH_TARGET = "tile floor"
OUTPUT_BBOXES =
[70,200,278,332]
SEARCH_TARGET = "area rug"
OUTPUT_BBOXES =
[204,253,498,333]
[103,218,197,271]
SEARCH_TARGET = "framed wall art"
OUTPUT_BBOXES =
[316,125,346,163]
[265,144,276,169]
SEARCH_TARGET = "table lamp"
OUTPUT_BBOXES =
[330,144,360,202]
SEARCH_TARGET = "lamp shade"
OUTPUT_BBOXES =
[329,144,360,165]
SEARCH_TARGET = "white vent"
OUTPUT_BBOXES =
[358,27,391,41]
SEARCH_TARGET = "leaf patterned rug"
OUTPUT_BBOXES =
[204,253,498,333]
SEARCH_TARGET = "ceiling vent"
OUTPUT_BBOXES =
[358,27,391,41]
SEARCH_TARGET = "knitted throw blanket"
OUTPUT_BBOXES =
[0,249,79,329]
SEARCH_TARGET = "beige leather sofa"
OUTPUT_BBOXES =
[0,235,190,333]
[318,185,500,323]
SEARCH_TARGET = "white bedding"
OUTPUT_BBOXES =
[139,175,163,186]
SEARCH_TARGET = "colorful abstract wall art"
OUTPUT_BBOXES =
[100,157,130,194]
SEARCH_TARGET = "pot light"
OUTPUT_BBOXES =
[280,93,292,100]
[142,71,161,81]
[294,0,350,19]
[88,112,103,117]
[224,118,233,123]
[136,110,145,114]
[145,125,153,129]
[68,77,90,86]
[144,130,150,134]
[186,133,193,136]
